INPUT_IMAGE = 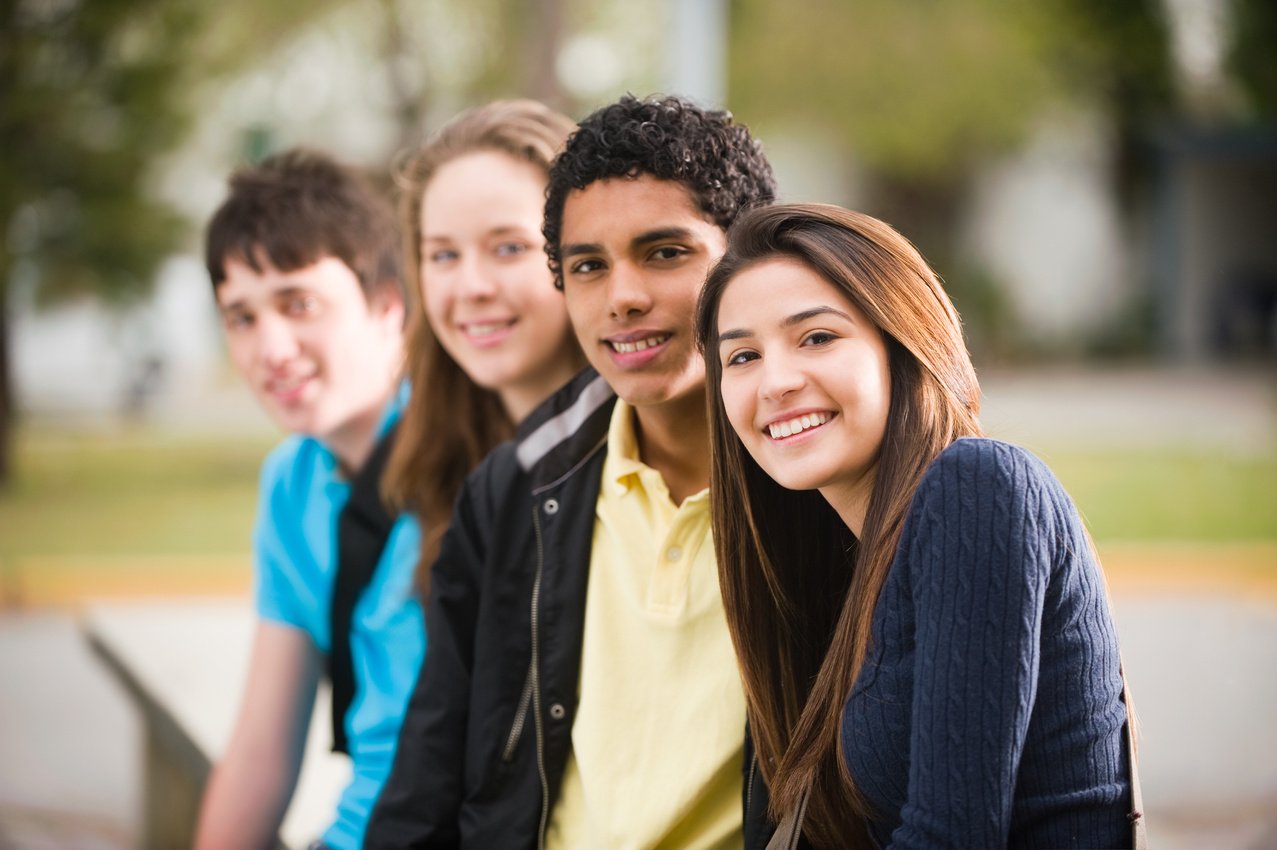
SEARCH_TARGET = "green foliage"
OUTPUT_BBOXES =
[730,0,1073,181]
[1229,0,1277,118]
[729,0,1176,184]
[0,0,203,306]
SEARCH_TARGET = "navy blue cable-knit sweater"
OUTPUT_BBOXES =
[841,438,1131,849]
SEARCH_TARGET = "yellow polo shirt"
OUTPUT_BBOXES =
[544,401,746,850]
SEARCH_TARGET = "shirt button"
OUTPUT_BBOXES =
[549,702,566,720]
[666,546,683,561]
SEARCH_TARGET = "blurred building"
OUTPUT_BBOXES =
[1152,126,1277,360]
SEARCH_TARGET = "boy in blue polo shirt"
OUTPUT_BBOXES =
[193,149,424,850]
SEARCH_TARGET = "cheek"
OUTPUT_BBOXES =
[421,280,450,331]
[225,334,257,374]
[512,268,566,323]
[856,355,892,439]
[719,378,755,441]
[564,294,595,340]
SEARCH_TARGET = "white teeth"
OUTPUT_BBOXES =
[465,320,513,337]
[767,412,830,440]
[269,376,307,393]
[612,334,669,354]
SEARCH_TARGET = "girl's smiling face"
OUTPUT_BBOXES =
[421,149,582,421]
[716,256,891,534]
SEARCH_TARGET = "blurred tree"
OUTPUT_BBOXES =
[0,0,341,486]
[1054,0,1175,210]
[731,0,1071,246]
[377,0,567,151]
[1229,0,1277,119]
[728,0,1176,357]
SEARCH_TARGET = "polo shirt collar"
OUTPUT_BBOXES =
[603,399,709,506]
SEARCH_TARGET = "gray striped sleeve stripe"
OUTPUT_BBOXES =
[516,375,614,472]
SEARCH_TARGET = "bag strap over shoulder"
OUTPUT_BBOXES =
[765,783,810,850]
[329,423,400,754]
[1124,672,1148,850]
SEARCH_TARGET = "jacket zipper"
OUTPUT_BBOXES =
[501,668,534,763]
[746,752,758,829]
[531,505,550,850]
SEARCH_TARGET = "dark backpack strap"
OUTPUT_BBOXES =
[329,423,400,754]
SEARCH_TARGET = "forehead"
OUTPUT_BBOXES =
[560,174,715,246]
[215,254,365,307]
[422,150,546,233]
[719,257,851,320]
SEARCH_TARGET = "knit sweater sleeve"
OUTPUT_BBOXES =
[891,438,1054,849]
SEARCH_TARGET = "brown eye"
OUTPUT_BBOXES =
[569,258,605,275]
[802,331,837,347]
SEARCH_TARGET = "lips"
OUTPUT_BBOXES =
[265,373,315,404]
[460,318,517,338]
[765,411,832,440]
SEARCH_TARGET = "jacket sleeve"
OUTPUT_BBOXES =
[364,469,490,850]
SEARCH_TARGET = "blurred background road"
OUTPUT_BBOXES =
[2,0,1275,847]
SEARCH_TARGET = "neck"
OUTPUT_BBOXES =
[328,383,397,476]
[631,387,711,505]
[820,471,875,539]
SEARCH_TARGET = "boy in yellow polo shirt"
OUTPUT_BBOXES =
[367,95,778,850]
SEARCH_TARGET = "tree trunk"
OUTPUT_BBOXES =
[523,0,565,112]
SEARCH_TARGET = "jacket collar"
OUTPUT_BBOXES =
[514,366,616,493]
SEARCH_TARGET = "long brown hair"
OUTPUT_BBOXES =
[696,203,983,848]
[383,100,577,592]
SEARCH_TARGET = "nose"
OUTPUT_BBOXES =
[256,313,301,369]
[456,254,497,301]
[605,262,652,320]
[758,352,805,402]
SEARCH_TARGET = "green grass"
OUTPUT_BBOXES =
[0,426,1272,604]
[1037,448,1277,542]
[1,426,275,559]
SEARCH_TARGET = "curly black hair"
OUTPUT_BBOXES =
[544,94,777,289]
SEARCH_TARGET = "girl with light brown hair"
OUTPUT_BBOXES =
[384,100,585,584]
[697,203,1139,849]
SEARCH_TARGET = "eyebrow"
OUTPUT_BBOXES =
[424,225,530,243]
[560,225,700,259]
[717,306,856,344]
[217,285,312,314]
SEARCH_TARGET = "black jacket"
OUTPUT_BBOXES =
[366,368,777,850]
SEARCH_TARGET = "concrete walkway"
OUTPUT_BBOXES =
[4,589,1275,849]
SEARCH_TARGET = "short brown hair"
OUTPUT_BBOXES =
[205,147,402,302]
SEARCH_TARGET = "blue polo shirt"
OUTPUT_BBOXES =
[253,392,425,850]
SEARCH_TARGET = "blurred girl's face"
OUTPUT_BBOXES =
[715,256,891,534]
[421,150,581,421]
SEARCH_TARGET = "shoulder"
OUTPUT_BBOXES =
[260,434,326,484]
[901,439,1078,591]
[919,437,1058,501]
[908,437,1077,542]
[254,436,341,547]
